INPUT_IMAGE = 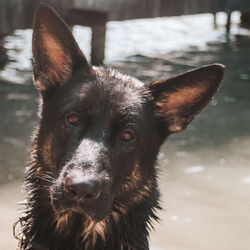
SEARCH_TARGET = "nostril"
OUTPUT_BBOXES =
[85,192,100,200]
[65,177,76,196]
[85,193,93,199]
[66,185,77,197]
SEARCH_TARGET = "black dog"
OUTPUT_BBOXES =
[15,4,224,250]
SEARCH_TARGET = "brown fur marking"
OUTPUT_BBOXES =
[41,133,53,169]
[121,163,153,205]
[81,218,107,247]
[54,212,72,233]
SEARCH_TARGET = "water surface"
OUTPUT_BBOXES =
[0,12,249,250]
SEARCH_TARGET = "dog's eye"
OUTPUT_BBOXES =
[66,113,79,126]
[121,130,134,141]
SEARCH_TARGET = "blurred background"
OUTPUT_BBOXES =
[0,0,250,249]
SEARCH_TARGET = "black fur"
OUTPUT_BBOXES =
[15,4,224,250]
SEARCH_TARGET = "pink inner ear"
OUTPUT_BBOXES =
[151,64,224,133]
[155,84,209,132]
[157,85,206,114]
[42,26,72,84]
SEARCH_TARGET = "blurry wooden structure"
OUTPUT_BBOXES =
[0,0,250,64]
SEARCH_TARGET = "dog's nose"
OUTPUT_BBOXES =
[65,178,101,200]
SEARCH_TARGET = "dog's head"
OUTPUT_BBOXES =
[32,5,224,222]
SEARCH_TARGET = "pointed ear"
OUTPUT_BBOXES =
[150,64,224,133]
[32,4,92,92]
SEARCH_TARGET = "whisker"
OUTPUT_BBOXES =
[36,175,55,184]
[42,171,55,179]
[43,174,54,181]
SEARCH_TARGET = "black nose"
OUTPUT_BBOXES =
[65,178,101,200]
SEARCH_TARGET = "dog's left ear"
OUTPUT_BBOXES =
[150,64,224,133]
[32,4,92,92]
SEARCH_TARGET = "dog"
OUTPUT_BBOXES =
[15,4,224,250]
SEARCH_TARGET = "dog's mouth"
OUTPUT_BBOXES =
[51,184,112,222]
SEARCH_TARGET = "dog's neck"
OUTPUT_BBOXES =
[18,163,160,250]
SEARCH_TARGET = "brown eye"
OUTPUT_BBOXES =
[66,113,79,126]
[121,130,134,141]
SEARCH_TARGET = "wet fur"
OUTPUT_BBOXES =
[15,4,224,250]
[16,68,161,250]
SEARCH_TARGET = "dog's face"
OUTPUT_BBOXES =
[32,5,224,222]
[39,68,158,221]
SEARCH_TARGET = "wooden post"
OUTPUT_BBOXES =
[213,12,217,28]
[91,24,106,65]
[226,11,232,33]
[0,42,7,69]
[241,12,250,27]
[67,8,108,65]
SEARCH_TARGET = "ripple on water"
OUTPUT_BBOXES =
[0,10,250,250]
[184,166,205,174]
[241,176,250,184]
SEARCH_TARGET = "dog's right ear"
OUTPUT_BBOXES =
[150,64,224,133]
[32,4,92,92]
